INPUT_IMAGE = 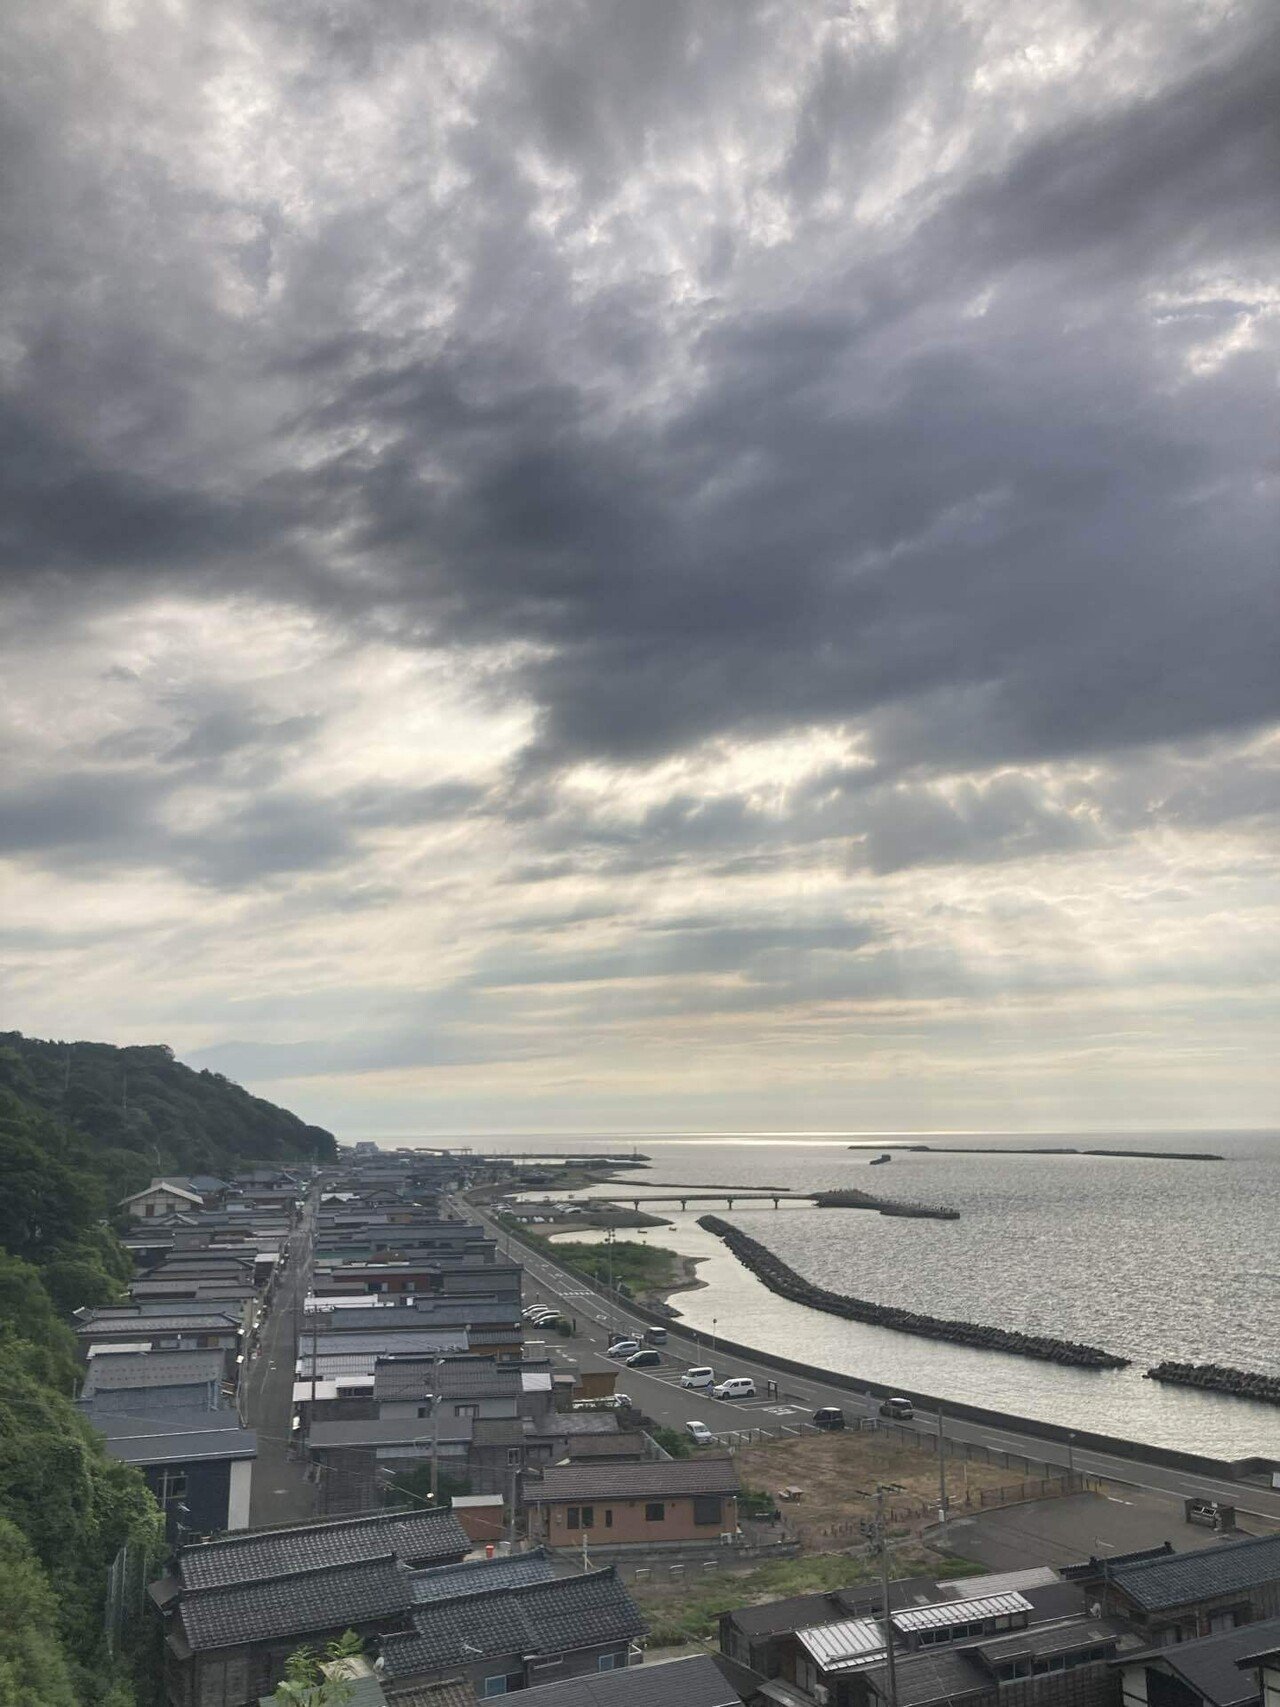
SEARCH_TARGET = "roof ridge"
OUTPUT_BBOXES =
[186,1506,451,1553]
[410,1563,617,1620]
[186,1551,404,1595]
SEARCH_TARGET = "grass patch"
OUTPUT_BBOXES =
[501,1220,685,1299]
[637,1549,979,1647]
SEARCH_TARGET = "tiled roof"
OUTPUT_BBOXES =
[76,1311,241,1336]
[180,1508,469,1590]
[1061,1545,1174,1581]
[180,1557,414,1652]
[1130,1616,1280,1707]
[379,1568,645,1678]
[386,1682,477,1707]
[972,1617,1125,1663]
[515,1654,743,1706]
[410,1550,557,1604]
[863,1647,988,1707]
[82,1350,225,1393]
[373,1359,523,1402]
[529,1457,738,1502]
[471,1417,525,1447]
[1108,1535,1280,1612]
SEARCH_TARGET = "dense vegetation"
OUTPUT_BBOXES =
[0,1090,161,1705]
[1,1031,335,1193]
[0,1032,336,1705]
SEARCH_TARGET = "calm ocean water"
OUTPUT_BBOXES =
[403,1131,1280,1459]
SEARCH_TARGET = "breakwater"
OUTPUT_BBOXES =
[851,1144,1223,1161]
[811,1188,959,1219]
[696,1214,1130,1369]
[1145,1362,1280,1406]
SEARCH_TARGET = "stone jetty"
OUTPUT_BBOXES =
[811,1188,958,1219]
[1144,1362,1280,1406]
[697,1214,1130,1369]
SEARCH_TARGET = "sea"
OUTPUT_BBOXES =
[396,1131,1280,1460]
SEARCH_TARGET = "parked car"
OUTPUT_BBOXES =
[625,1349,661,1368]
[614,1393,632,1409]
[680,1366,715,1390]
[879,1395,914,1419]
[686,1420,714,1445]
[644,1327,668,1345]
[607,1339,640,1358]
[813,1406,846,1431]
[714,1376,757,1400]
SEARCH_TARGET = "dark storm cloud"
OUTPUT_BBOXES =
[2,0,1278,882]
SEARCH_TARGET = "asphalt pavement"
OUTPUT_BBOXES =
[242,1193,318,1529]
[465,1199,1280,1529]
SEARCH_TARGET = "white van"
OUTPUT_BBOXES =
[680,1366,715,1390]
[714,1376,757,1401]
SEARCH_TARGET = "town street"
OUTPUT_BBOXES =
[241,1192,318,1528]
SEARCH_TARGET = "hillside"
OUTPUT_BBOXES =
[0,1030,336,1198]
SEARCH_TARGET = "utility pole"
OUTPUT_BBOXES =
[937,1406,948,1523]
[857,1483,904,1707]
[430,1353,441,1506]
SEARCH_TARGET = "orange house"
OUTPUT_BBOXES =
[525,1457,740,1548]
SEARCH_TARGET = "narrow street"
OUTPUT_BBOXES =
[242,1192,318,1528]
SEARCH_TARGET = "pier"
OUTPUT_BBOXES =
[582,1188,958,1219]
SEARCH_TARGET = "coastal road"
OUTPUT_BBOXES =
[465,1200,1280,1530]
[241,1191,318,1529]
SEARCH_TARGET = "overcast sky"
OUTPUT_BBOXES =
[2,0,1278,1136]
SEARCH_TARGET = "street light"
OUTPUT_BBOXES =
[711,1317,717,1355]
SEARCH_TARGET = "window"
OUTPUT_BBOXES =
[481,1677,508,1697]
[597,1653,623,1672]
[455,1403,479,1418]
[566,1505,594,1529]
[691,1495,722,1526]
[581,1505,594,1528]
[507,1447,523,1467]
[567,1507,579,1528]
[604,1509,613,1528]
[645,1502,665,1522]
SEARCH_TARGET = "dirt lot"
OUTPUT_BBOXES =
[734,1429,1059,1551]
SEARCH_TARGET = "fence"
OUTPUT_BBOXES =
[103,1539,153,1657]
[804,1476,1093,1542]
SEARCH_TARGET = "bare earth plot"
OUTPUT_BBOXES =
[731,1430,1064,1551]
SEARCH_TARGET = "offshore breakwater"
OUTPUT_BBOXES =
[1146,1362,1280,1406]
[697,1214,1130,1369]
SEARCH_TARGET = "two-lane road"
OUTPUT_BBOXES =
[467,1199,1280,1527]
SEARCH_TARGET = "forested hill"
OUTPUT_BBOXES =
[0,1029,336,1198]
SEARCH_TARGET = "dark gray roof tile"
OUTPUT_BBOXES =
[1109,1536,1280,1612]
[380,1569,645,1677]
[180,1509,469,1590]
[515,1654,743,1706]
[180,1557,414,1652]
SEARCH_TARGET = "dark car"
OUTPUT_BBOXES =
[625,1349,662,1368]
[813,1406,846,1431]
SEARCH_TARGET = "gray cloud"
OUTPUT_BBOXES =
[3,0,1279,1127]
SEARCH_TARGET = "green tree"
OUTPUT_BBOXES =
[0,1518,79,1707]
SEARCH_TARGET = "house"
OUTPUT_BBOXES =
[121,1180,206,1220]
[378,1554,646,1699]
[80,1349,228,1412]
[1235,1632,1280,1707]
[719,1568,1088,1703]
[305,1416,475,1514]
[1119,1615,1280,1707]
[513,1653,745,1705]
[861,1617,1129,1707]
[525,1457,740,1548]
[157,1508,470,1707]
[85,1406,256,1541]
[1087,1536,1280,1645]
